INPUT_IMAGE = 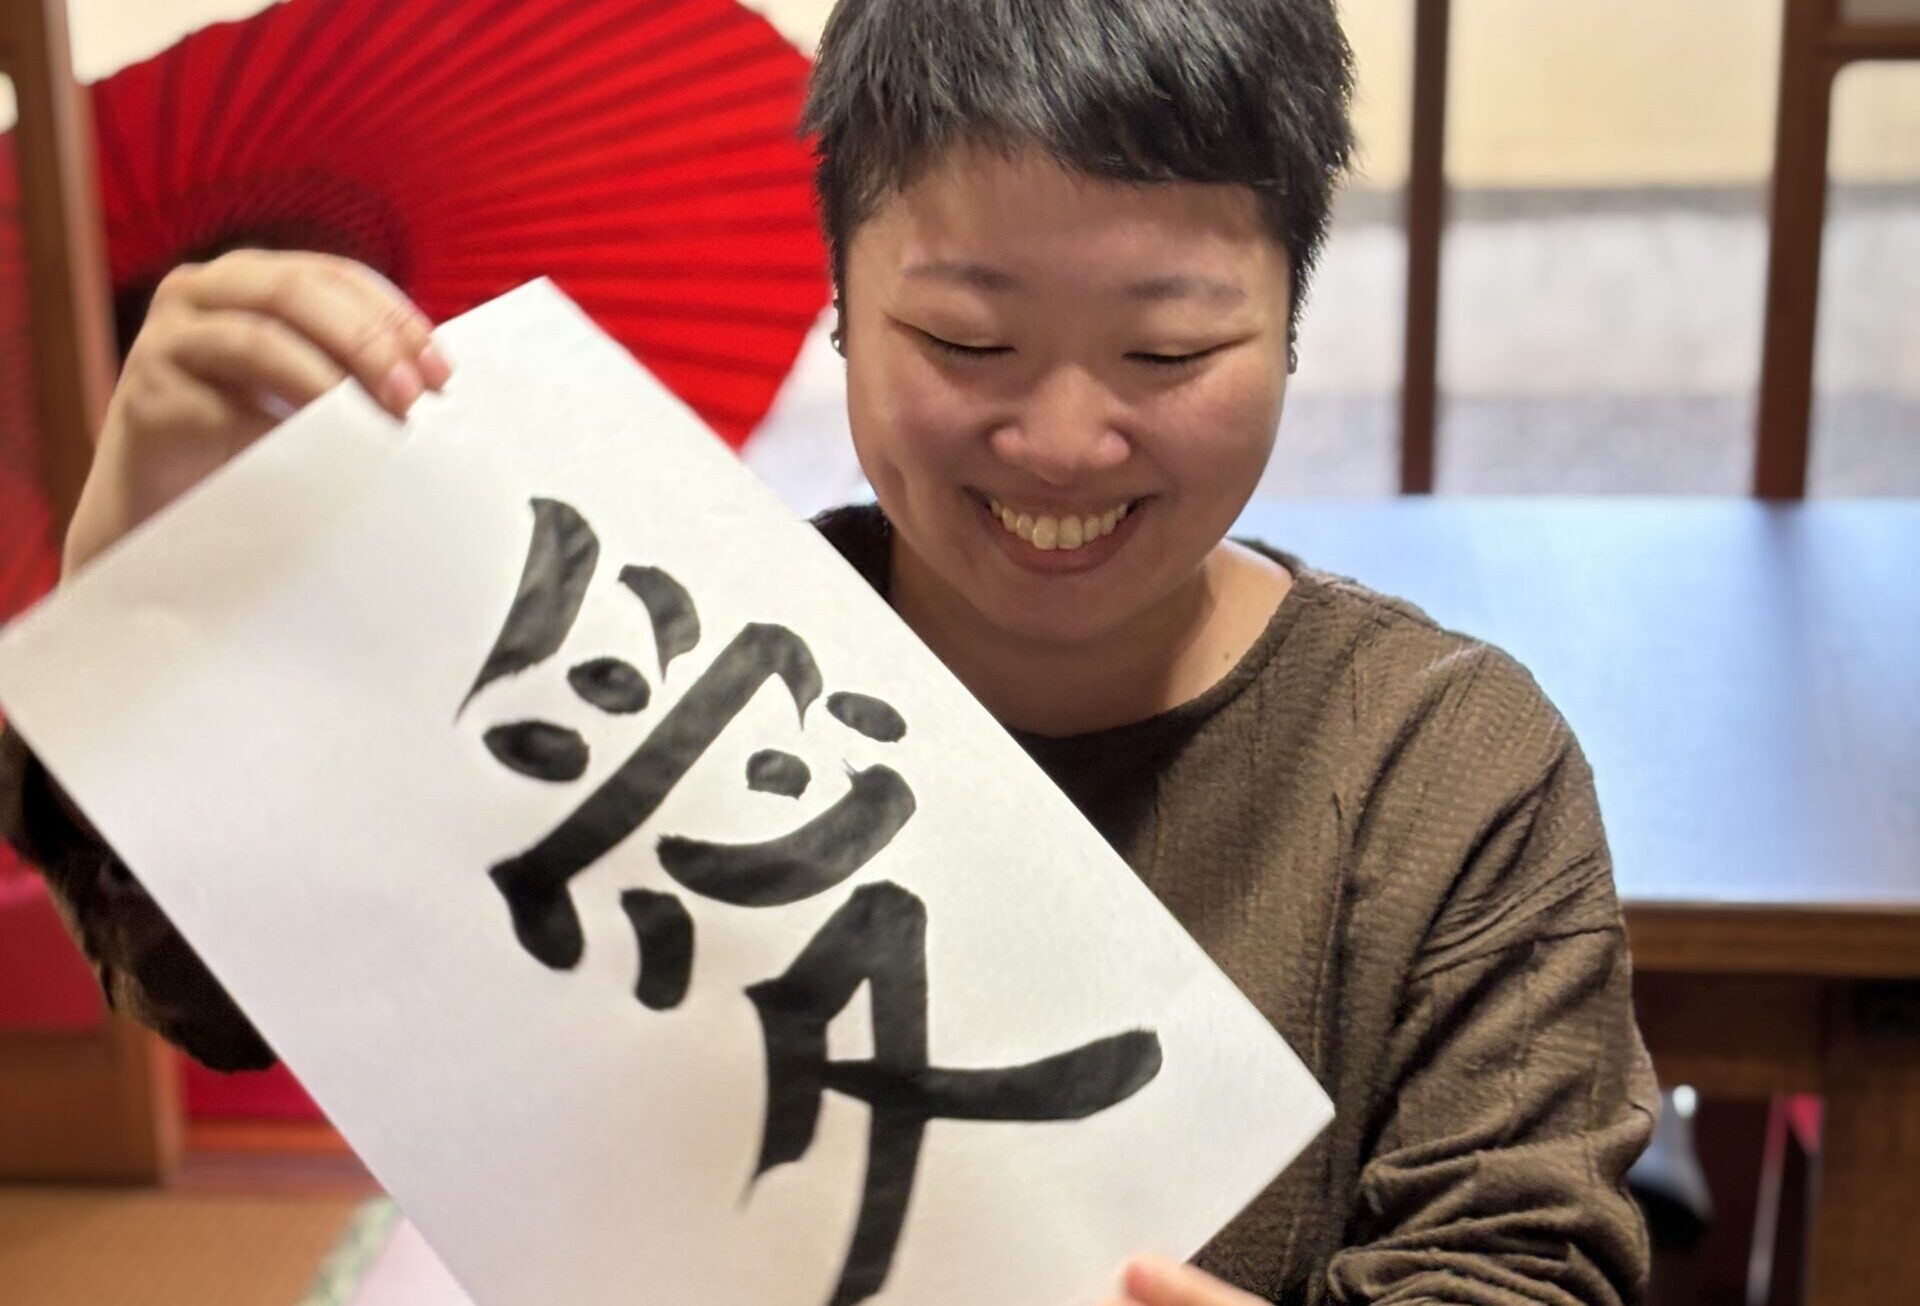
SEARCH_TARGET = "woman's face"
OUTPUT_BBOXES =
[841,147,1294,648]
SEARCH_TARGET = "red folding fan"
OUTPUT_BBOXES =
[9,0,828,451]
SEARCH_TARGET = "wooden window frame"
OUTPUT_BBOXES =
[1398,0,1920,499]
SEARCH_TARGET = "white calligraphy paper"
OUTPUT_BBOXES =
[0,281,1330,1306]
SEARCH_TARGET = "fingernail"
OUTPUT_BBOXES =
[417,343,453,389]
[381,360,423,413]
[1126,1256,1175,1289]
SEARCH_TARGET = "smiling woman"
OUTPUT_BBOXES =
[0,0,1655,1303]
[804,0,1354,737]
[801,5,1655,1301]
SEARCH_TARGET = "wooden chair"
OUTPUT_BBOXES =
[1756,0,1920,497]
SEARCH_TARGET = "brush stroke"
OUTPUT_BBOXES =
[484,720,590,782]
[461,498,598,713]
[620,888,694,1011]
[569,656,651,714]
[826,693,908,743]
[747,749,811,798]
[619,565,701,676]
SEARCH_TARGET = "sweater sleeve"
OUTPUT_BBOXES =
[0,722,275,1071]
[1324,666,1658,1305]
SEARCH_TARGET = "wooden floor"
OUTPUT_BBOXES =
[0,1186,362,1306]
[0,1130,381,1306]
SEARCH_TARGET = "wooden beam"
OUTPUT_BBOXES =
[0,0,173,1185]
[1399,0,1450,495]
[0,0,114,537]
[1626,904,1920,979]
[1826,25,1920,59]
[1755,0,1839,499]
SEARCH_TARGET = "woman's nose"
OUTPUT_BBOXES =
[986,366,1132,484]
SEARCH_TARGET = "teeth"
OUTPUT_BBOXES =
[987,496,1132,552]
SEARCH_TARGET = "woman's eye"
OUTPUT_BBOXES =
[921,332,1010,360]
[1129,347,1220,368]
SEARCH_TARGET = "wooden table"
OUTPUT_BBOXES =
[1236,499,1920,1306]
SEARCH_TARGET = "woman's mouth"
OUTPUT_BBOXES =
[984,497,1133,551]
[969,491,1144,572]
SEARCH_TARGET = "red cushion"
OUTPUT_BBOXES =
[0,858,106,1031]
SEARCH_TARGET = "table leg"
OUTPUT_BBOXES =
[1806,983,1920,1306]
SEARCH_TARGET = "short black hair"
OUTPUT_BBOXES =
[802,0,1355,350]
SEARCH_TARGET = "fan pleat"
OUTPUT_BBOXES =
[569,298,819,331]
[335,0,718,154]
[439,129,802,217]
[440,237,832,276]
[429,212,818,252]
[155,47,186,205]
[251,17,470,166]
[263,1,542,163]
[90,96,150,245]
[207,18,279,167]
[438,43,803,171]
[428,266,825,303]
[394,13,771,162]
[439,182,816,246]
[222,0,405,176]
[219,0,359,182]
[425,170,815,236]
[651,386,767,431]
[443,94,806,201]
[531,61,806,140]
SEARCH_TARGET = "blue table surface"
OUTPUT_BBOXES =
[1233,498,1920,912]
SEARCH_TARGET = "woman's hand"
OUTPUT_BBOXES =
[1101,1256,1270,1306]
[63,249,452,576]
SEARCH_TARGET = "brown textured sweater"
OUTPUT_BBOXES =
[0,503,1655,1304]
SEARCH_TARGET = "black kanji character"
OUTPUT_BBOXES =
[749,882,1164,1306]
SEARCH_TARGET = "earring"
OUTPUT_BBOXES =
[830,326,846,357]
